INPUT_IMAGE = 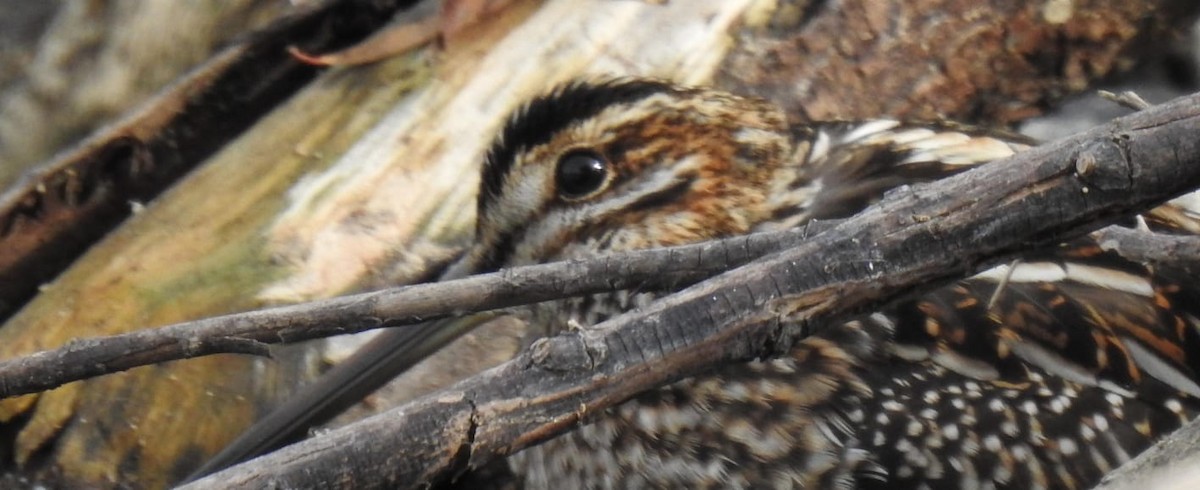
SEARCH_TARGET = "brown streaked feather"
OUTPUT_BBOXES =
[773,120,1033,224]
[202,79,1200,489]
[500,83,1200,488]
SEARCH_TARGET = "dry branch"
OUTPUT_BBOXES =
[1093,226,1200,276]
[3,218,1197,400]
[182,91,1200,489]
[0,221,838,398]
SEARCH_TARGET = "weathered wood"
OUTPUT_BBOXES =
[0,1,292,187]
[0,25,430,490]
[0,0,422,322]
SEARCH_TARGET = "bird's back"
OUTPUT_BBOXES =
[509,118,1200,489]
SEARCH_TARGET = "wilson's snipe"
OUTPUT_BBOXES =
[199,79,1200,489]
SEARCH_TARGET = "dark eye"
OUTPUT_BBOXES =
[554,150,609,199]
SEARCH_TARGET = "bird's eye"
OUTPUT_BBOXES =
[554,150,609,199]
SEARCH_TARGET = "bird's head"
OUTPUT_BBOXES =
[454,79,793,275]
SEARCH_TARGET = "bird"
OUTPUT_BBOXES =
[196,78,1200,489]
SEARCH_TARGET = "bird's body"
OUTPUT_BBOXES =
[201,79,1200,488]
[463,80,1200,489]
[514,275,1200,489]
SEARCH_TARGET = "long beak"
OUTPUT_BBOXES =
[187,253,499,481]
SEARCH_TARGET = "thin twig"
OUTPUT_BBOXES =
[1099,90,1153,111]
[986,258,1020,311]
[1092,226,1200,275]
[0,221,838,398]
[5,219,1196,401]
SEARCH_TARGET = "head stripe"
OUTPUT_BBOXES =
[478,79,674,217]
